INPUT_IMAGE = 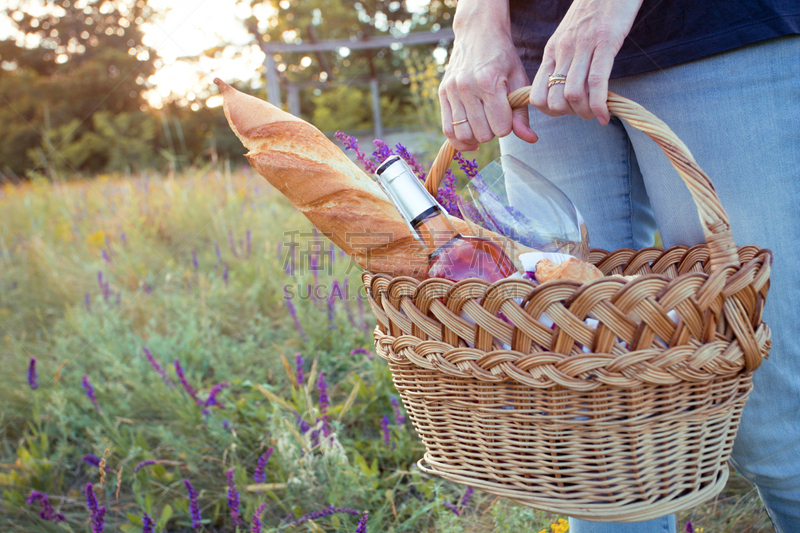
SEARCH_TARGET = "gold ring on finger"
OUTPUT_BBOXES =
[548,78,566,89]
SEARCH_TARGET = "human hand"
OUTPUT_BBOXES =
[530,0,643,125]
[439,0,538,152]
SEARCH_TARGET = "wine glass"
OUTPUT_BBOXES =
[457,154,590,262]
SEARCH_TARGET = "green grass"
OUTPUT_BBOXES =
[0,168,770,532]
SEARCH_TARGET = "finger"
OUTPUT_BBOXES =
[439,88,457,141]
[546,60,574,116]
[588,44,616,125]
[480,77,514,139]
[446,90,481,151]
[512,104,538,143]
[530,57,559,117]
[457,83,495,144]
[564,44,594,120]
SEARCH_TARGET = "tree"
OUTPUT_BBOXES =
[0,0,158,176]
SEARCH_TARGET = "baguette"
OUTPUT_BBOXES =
[215,79,523,278]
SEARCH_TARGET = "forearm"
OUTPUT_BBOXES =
[453,0,511,36]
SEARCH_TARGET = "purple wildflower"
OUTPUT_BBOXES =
[223,419,231,430]
[82,375,100,411]
[350,348,370,356]
[27,491,65,522]
[454,151,480,178]
[686,520,694,533]
[27,357,37,390]
[251,502,267,533]
[381,415,391,446]
[372,139,394,163]
[335,132,377,174]
[395,143,426,180]
[86,483,106,533]
[318,372,330,437]
[391,395,405,425]
[437,169,461,218]
[133,460,156,473]
[283,506,362,528]
[284,293,308,341]
[204,381,228,408]
[85,293,91,312]
[223,262,229,285]
[443,501,460,516]
[254,447,273,483]
[228,230,239,258]
[83,454,102,468]
[460,486,474,508]
[143,347,172,386]
[295,412,311,434]
[295,353,305,386]
[102,248,112,264]
[214,241,222,260]
[246,229,251,259]
[355,510,369,533]
[98,272,110,302]
[226,469,242,526]
[326,291,336,330]
[174,360,201,406]
[184,479,202,529]
[142,512,155,533]
[192,249,198,271]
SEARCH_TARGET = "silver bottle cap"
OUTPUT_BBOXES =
[376,155,438,224]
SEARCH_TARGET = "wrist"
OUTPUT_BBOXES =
[453,0,511,35]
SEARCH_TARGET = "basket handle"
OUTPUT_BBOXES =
[425,87,739,272]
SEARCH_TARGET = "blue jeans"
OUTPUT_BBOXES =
[500,35,800,533]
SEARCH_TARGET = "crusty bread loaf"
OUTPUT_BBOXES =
[535,257,604,284]
[215,78,504,278]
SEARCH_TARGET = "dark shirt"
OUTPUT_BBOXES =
[509,0,800,79]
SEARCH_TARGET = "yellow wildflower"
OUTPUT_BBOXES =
[86,230,106,247]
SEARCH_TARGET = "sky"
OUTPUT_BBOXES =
[2,0,441,110]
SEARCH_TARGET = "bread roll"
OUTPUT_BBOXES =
[216,78,488,278]
[535,257,604,284]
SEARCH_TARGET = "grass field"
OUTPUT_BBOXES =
[0,167,773,532]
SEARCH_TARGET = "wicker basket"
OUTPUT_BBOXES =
[361,89,773,522]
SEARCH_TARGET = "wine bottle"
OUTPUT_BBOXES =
[376,155,517,282]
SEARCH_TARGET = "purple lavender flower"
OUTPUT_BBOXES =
[355,510,369,533]
[82,375,100,412]
[295,353,305,386]
[443,501,460,516]
[372,139,394,163]
[254,447,273,483]
[85,292,92,312]
[174,360,201,406]
[192,249,198,271]
[251,502,267,533]
[284,294,308,341]
[686,520,694,533]
[228,230,239,258]
[381,415,391,446]
[27,491,65,522]
[226,469,242,526]
[246,229,251,259]
[142,512,155,533]
[437,168,461,218]
[334,132,377,174]
[184,479,202,529]
[98,272,110,302]
[143,347,172,386]
[27,357,37,390]
[223,262,229,285]
[214,241,222,260]
[133,460,156,473]
[350,348,370,356]
[223,419,231,430]
[295,412,311,434]
[102,248,112,264]
[460,486,474,508]
[283,506,362,528]
[86,483,106,533]
[204,381,228,408]
[83,454,102,468]
[326,291,336,330]
[391,395,405,425]
[318,372,330,437]
[395,143,426,180]
[454,151,480,178]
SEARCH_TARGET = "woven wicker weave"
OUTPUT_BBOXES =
[362,89,773,522]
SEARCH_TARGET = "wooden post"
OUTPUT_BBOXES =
[264,53,282,107]
[370,77,383,140]
[288,83,301,117]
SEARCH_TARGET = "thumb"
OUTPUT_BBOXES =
[512,104,538,144]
